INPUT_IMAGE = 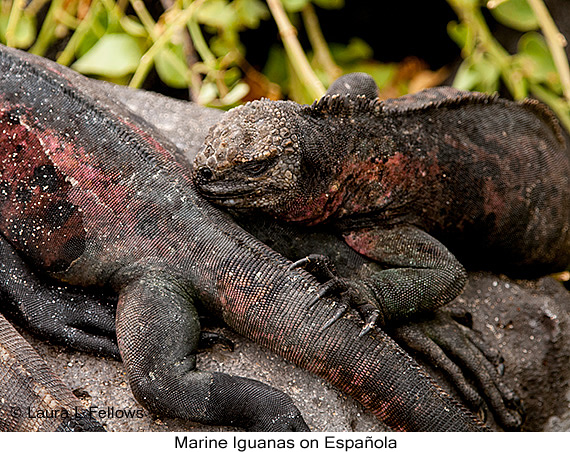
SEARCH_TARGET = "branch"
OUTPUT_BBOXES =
[527,0,570,103]
[266,0,325,99]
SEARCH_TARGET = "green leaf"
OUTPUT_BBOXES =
[453,59,482,91]
[198,82,218,104]
[234,0,269,29]
[282,0,310,13]
[72,34,142,77]
[223,66,243,86]
[488,0,539,32]
[155,44,189,89]
[0,14,36,48]
[447,21,469,49]
[313,0,345,9]
[453,56,501,92]
[196,0,237,28]
[220,82,250,105]
[517,31,557,83]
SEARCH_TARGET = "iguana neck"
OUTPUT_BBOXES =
[278,110,435,226]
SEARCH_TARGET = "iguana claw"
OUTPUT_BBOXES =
[358,311,380,337]
[289,254,338,281]
[292,255,383,333]
[307,277,383,335]
[308,278,350,309]
[389,310,526,430]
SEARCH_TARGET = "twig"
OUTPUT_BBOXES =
[131,0,157,39]
[266,0,325,99]
[5,0,25,47]
[29,0,63,55]
[56,1,101,66]
[527,0,570,103]
[301,3,341,82]
[447,0,526,99]
[160,0,202,100]
[129,0,206,89]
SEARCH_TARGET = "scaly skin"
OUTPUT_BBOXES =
[0,311,105,431]
[194,74,570,331]
[0,45,487,431]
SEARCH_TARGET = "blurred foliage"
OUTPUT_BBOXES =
[0,0,444,107]
[0,0,568,130]
[447,0,570,132]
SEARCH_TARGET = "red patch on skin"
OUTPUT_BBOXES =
[344,230,376,257]
[482,177,506,216]
[340,151,441,220]
[0,105,86,271]
[283,191,343,225]
[278,150,442,225]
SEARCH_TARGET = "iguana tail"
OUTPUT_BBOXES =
[0,313,104,431]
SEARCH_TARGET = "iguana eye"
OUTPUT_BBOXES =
[241,159,272,177]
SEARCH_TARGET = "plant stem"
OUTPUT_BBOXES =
[187,13,216,68]
[301,3,341,82]
[56,0,101,66]
[527,0,570,103]
[160,0,201,100]
[129,0,205,88]
[130,0,157,38]
[530,83,570,133]
[29,0,63,55]
[266,0,325,99]
[25,0,51,16]
[5,0,25,47]
[447,0,526,99]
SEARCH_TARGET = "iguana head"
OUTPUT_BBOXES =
[193,99,315,218]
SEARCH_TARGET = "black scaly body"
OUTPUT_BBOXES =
[0,46,486,431]
[194,73,570,331]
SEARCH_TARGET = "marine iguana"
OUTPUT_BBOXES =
[194,73,570,334]
[0,45,489,431]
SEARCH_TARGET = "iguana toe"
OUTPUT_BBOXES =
[288,253,338,281]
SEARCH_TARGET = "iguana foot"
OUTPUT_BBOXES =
[388,309,525,431]
[291,254,384,333]
[309,276,383,334]
[0,236,120,358]
[22,290,120,359]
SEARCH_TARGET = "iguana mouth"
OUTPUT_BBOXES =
[196,183,257,205]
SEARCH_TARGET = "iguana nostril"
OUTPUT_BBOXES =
[198,167,213,181]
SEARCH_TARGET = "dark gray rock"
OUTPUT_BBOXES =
[456,273,570,431]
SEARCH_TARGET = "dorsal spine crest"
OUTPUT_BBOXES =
[302,86,565,148]
[303,94,380,118]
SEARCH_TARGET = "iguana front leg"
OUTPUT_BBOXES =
[116,271,309,431]
[0,236,119,358]
[310,224,467,328]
